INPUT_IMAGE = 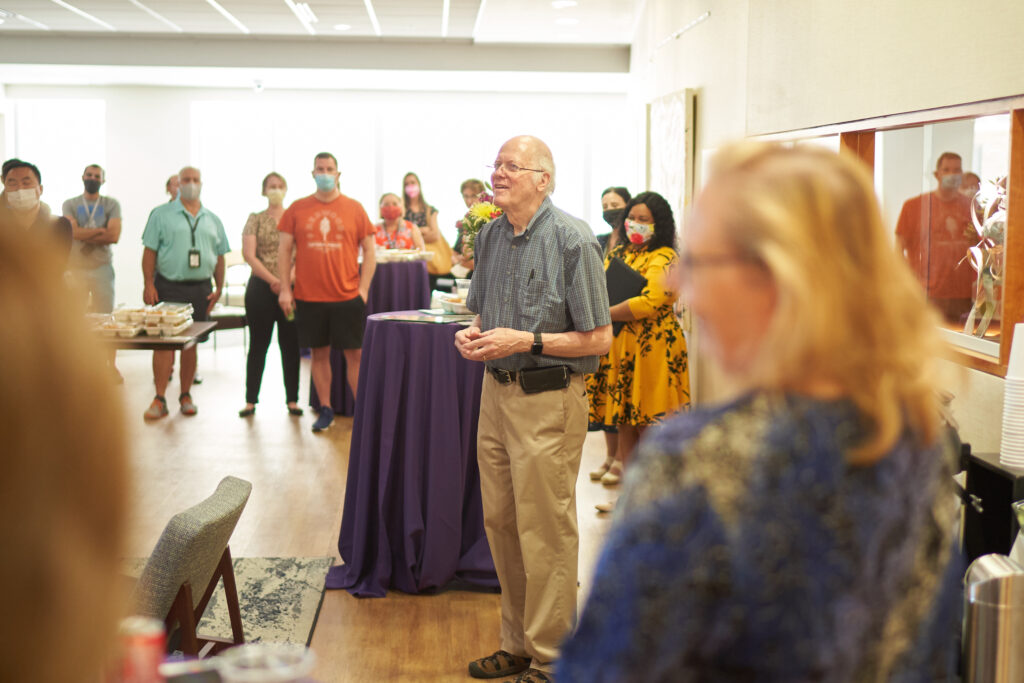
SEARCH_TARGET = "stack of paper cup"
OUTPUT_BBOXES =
[1000,323,1024,467]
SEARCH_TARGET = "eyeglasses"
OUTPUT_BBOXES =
[487,161,544,175]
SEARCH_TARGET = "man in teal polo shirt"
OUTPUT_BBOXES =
[141,166,229,420]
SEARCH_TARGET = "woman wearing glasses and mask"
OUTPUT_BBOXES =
[587,191,690,512]
[559,143,961,682]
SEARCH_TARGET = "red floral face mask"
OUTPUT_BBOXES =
[625,219,654,245]
[381,205,403,220]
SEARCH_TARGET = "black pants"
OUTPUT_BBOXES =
[244,276,300,404]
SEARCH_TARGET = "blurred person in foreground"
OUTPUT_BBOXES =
[456,135,611,683]
[559,142,962,682]
[0,225,129,682]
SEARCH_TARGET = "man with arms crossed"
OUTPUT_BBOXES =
[64,164,123,381]
[278,152,376,433]
[455,135,612,683]
[141,166,229,419]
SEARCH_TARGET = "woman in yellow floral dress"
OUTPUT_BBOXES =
[588,191,690,509]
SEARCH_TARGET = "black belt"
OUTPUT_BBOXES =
[488,367,519,384]
[156,272,209,286]
[487,365,574,387]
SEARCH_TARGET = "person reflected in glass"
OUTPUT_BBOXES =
[239,173,301,418]
[559,142,962,682]
[586,192,690,513]
[374,192,425,251]
[895,151,975,323]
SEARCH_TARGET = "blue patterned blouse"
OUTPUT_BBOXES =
[559,392,962,682]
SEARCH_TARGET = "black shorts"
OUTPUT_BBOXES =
[296,297,365,350]
[155,272,212,342]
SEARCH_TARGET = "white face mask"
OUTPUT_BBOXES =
[265,188,286,205]
[179,182,201,201]
[6,188,40,211]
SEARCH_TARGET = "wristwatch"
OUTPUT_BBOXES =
[531,331,543,355]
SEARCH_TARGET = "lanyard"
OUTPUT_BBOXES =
[182,210,201,247]
[81,198,100,227]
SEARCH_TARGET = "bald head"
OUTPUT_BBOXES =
[500,135,556,195]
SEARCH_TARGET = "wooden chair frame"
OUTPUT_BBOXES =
[164,545,245,657]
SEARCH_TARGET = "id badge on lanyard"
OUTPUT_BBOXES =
[184,211,202,269]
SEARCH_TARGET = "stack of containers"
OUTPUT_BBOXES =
[1000,323,1024,467]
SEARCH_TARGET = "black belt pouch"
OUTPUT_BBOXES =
[518,365,571,394]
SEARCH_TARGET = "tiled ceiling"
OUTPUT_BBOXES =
[0,0,636,43]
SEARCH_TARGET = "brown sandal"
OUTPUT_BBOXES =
[468,650,530,679]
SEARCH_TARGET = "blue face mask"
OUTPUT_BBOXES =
[314,174,336,192]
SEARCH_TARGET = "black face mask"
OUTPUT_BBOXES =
[84,179,101,194]
[603,208,625,229]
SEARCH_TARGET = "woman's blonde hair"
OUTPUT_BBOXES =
[0,227,129,681]
[705,141,943,464]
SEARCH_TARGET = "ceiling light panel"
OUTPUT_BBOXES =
[475,0,633,44]
[369,0,478,39]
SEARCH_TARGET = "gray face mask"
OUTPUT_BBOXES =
[179,182,201,201]
[940,173,962,191]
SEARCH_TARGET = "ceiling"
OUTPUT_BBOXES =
[0,0,638,44]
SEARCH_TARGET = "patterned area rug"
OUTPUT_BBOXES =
[124,556,334,646]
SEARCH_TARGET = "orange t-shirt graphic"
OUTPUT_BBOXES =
[895,191,975,300]
[278,194,374,302]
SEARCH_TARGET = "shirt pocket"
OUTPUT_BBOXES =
[518,277,558,331]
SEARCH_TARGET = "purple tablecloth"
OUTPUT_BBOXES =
[309,261,431,416]
[325,312,497,597]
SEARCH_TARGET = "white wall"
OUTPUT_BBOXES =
[632,0,1024,451]
[4,83,633,309]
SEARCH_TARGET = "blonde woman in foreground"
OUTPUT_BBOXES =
[0,225,129,682]
[559,142,961,682]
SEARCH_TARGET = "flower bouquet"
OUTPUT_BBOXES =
[459,192,502,255]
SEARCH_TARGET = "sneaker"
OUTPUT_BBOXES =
[468,650,530,679]
[143,395,168,421]
[179,392,198,416]
[193,373,203,385]
[312,405,334,432]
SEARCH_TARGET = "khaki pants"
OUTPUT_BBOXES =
[477,372,588,673]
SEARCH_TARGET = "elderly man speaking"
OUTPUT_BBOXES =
[455,135,612,683]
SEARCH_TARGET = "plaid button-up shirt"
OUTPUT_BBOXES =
[466,195,610,374]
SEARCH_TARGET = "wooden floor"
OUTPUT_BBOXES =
[120,329,617,682]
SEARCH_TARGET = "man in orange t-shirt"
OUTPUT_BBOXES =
[895,151,975,323]
[278,152,376,432]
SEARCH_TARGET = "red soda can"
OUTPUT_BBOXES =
[119,616,166,683]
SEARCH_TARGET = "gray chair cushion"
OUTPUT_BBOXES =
[134,476,252,620]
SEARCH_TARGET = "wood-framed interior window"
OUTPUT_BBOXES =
[759,96,1024,377]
